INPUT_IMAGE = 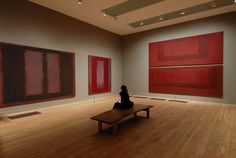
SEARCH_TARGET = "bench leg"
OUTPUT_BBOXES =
[113,124,117,135]
[98,121,102,132]
[146,109,150,119]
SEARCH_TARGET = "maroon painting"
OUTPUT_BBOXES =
[89,56,111,94]
[0,42,75,108]
[149,66,223,98]
[149,32,223,67]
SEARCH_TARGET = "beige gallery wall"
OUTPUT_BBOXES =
[122,11,236,104]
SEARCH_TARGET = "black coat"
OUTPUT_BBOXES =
[113,90,133,109]
[120,90,131,105]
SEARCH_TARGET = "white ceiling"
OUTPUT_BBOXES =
[29,0,236,35]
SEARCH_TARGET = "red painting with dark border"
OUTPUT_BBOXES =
[89,56,111,95]
[149,66,223,98]
[149,32,223,67]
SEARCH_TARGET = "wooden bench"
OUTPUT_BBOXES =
[90,104,153,135]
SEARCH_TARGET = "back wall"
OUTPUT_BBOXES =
[0,1,122,113]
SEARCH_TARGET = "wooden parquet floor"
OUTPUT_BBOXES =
[1,96,236,158]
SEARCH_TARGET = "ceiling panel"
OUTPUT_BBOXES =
[102,0,165,17]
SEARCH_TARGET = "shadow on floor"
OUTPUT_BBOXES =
[95,116,149,136]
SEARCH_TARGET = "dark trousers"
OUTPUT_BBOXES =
[113,101,134,109]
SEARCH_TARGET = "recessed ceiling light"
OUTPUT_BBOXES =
[211,3,216,8]
[102,13,107,16]
[180,11,185,15]
[159,17,163,20]
[140,22,144,26]
[77,0,82,5]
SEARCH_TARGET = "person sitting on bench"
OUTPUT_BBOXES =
[113,85,134,109]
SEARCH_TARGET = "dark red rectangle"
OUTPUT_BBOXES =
[89,56,111,95]
[149,66,223,98]
[149,32,223,67]
[25,50,44,96]
[47,53,60,93]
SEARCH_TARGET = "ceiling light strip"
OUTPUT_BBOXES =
[102,0,166,17]
[129,0,236,28]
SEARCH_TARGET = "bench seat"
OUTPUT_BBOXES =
[91,104,153,135]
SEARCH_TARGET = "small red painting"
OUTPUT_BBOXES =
[89,56,111,95]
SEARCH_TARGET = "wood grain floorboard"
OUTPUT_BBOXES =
[1,97,236,158]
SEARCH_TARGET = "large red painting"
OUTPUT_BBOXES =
[149,32,223,98]
[149,32,223,67]
[89,56,111,94]
[149,66,223,98]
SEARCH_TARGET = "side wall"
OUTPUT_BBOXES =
[0,1,122,113]
[123,12,236,104]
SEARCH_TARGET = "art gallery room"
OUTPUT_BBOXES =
[1,0,236,157]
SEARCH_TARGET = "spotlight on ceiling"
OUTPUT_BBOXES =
[159,17,163,20]
[211,3,216,8]
[140,22,144,26]
[180,11,185,15]
[77,0,82,5]
[102,13,107,16]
